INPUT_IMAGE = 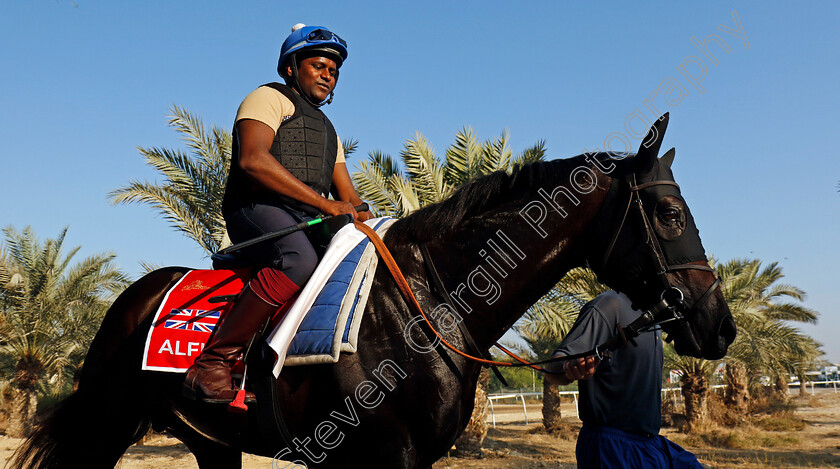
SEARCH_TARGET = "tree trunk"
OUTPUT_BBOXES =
[724,362,750,411]
[6,387,37,438]
[774,375,789,402]
[542,377,563,433]
[681,372,708,432]
[799,373,808,397]
[8,359,42,439]
[453,368,490,457]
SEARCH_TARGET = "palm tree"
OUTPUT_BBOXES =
[352,127,546,454]
[665,350,716,431]
[515,267,608,432]
[0,226,128,437]
[717,258,819,403]
[665,257,822,430]
[352,127,545,217]
[516,293,580,433]
[109,106,232,256]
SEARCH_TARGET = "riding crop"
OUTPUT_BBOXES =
[217,203,369,255]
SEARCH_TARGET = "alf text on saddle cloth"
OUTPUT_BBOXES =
[141,217,394,374]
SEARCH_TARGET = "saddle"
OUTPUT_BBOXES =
[140,215,351,373]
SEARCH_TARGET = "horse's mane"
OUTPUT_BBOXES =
[386,153,623,244]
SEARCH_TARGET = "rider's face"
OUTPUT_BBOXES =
[293,56,338,103]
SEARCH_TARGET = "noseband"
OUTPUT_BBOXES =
[598,174,721,331]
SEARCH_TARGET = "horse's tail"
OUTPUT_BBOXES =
[7,385,153,469]
[9,267,189,469]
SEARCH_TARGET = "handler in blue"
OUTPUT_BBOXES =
[184,24,371,404]
[546,290,704,468]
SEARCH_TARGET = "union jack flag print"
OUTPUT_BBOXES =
[164,309,222,333]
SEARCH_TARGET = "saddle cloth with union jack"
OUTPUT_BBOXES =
[140,217,394,374]
[141,269,248,372]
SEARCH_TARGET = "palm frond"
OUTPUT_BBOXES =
[444,127,481,187]
[109,106,230,256]
[390,175,423,215]
[352,157,404,217]
[402,132,450,204]
[480,130,512,175]
[341,137,359,158]
[138,260,164,276]
[510,140,547,168]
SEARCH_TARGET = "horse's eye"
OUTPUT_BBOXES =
[654,196,686,240]
[662,207,681,222]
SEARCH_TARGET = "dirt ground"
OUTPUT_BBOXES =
[1,392,838,468]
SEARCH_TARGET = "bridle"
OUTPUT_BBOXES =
[596,172,721,336]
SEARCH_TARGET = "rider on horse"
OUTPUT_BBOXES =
[184,24,372,404]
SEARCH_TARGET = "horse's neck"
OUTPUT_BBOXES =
[440,172,612,349]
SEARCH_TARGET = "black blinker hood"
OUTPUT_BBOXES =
[637,162,707,267]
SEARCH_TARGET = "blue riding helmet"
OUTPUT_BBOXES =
[277,24,348,76]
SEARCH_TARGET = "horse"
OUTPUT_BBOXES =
[11,115,736,468]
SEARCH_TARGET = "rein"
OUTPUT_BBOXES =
[353,221,704,375]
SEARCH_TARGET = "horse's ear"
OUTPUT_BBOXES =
[660,147,676,168]
[635,113,669,174]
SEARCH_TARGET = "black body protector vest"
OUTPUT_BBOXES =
[223,82,338,217]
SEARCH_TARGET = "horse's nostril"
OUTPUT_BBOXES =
[719,316,737,345]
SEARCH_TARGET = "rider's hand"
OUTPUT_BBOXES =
[356,210,373,222]
[564,356,600,381]
[321,199,358,219]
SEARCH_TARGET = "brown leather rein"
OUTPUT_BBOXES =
[355,221,667,374]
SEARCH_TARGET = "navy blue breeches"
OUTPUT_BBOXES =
[224,203,318,303]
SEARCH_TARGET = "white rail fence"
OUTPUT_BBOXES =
[487,391,578,427]
[487,380,840,427]
[791,379,840,394]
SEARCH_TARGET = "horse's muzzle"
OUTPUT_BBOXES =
[713,314,737,359]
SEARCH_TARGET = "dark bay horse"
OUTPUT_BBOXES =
[12,115,735,468]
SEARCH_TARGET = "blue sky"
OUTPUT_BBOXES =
[1,2,838,362]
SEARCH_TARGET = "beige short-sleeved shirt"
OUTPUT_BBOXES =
[235,86,345,164]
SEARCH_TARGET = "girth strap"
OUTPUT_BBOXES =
[248,342,296,450]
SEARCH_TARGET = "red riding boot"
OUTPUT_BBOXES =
[183,285,278,403]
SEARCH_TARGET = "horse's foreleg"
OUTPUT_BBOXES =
[167,420,242,469]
